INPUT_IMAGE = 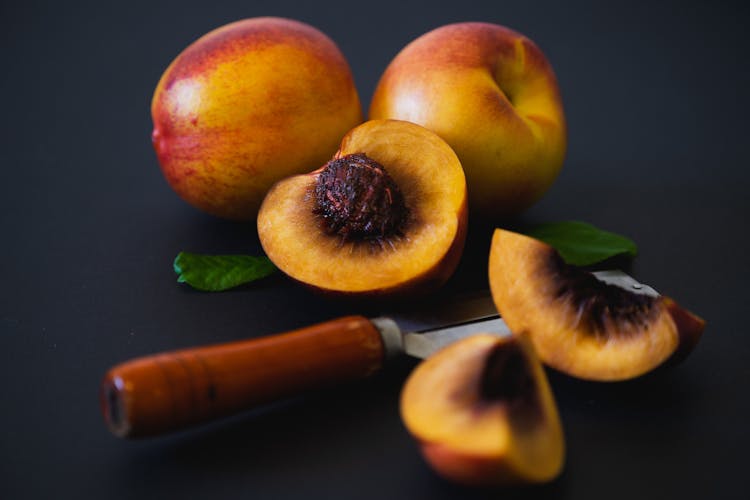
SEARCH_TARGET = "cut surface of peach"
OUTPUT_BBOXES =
[401,334,565,485]
[257,120,467,296]
[488,228,706,381]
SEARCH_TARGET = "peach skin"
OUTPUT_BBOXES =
[151,17,362,220]
[370,22,566,218]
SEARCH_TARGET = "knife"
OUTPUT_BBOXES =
[100,270,657,438]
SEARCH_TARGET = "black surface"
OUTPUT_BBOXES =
[2,0,749,498]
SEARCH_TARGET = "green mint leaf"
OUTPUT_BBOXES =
[525,221,638,266]
[173,252,276,291]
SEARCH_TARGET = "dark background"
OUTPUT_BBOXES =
[2,0,749,498]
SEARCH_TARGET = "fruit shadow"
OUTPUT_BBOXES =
[168,210,264,254]
[546,365,696,459]
[422,477,568,500]
[548,363,694,411]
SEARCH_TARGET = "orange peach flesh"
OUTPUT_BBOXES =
[151,17,362,220]
[401,334,565,485]
[370,22,566,217]
[488,229,706,381]
[257,120,467,295]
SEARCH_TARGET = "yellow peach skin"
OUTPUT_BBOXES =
[370,22,566,218]
[152,17,362,220]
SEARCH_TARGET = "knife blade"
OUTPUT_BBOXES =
[100,270,657,438]
[382,269,658,360]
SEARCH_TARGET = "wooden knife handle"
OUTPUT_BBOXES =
[100,316,386,438]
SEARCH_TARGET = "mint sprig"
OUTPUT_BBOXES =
[525,221,638,266]
[173,252,276,291]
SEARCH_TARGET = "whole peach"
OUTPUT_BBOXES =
[370,22,566,218]
[151,17,362,220]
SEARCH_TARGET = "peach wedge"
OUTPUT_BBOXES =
[488,228,706,381]
[401,334,565,485]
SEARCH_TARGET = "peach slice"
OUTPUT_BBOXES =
[401,334,565,485]
[257,120,467,297]
[488,228,706,381]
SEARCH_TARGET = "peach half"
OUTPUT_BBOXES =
[488,229,706,381]
[151,17,362,220]
[401,334,565,485]
[370,22,566,218]
[257,120,467,297]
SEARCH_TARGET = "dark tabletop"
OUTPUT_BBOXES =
[3,0,749,498]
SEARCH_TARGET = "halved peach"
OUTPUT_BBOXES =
[401,334,565,485]
[488,228,706,381]
[257,120,467,296]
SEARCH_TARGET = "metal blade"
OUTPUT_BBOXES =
[403,317,511,359]
[592,270,659,297]
[387,289,498,333]
[387,269,659,360]
[388,270,658,334]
